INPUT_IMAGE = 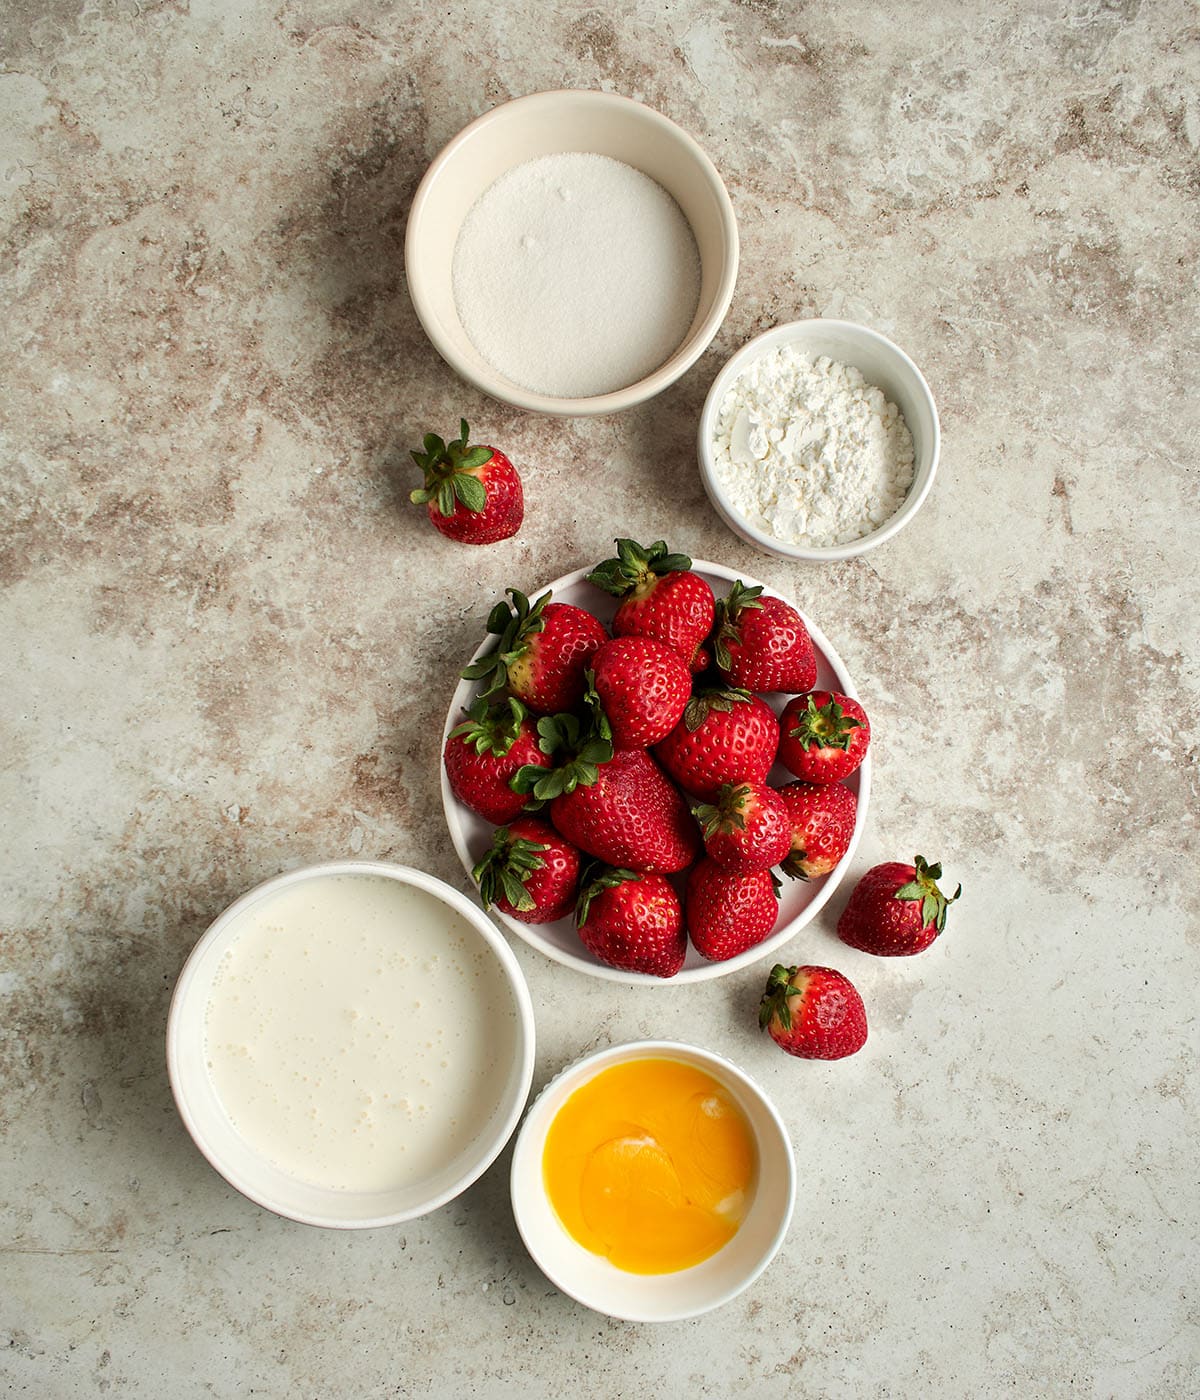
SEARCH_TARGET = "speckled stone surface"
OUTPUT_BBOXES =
[3,2,1198,1396]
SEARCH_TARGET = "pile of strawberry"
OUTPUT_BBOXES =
[444,539,871,982]
[414,424,966,1062]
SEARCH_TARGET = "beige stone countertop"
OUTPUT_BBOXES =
[3,2,1198,1396]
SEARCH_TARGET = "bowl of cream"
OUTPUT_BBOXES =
[405,90,738,416]
[510,1041,795,1320]
[167,861,535,1228]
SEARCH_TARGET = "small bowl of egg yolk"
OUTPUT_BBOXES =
[510,1041,795,1321]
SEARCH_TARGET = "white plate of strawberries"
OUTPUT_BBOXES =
[440,542,872,984]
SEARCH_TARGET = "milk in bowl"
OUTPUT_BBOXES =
[167,862,535,1227]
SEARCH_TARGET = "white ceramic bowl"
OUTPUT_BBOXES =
[166,861,535,1228]
[698,319,941,560]
[441,559,870,985]
[510,1040,795,1321]
[405,90,738,416]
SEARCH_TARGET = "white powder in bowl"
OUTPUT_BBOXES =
[710,345,916,548]
[451,152,701,399]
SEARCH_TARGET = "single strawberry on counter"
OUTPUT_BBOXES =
[778,691,870,784]
[778,780,857,881]
[575,866,687,977]
[713,580,817,694]
[472,816,582,924]
[443,696,548,825]
[837,855,962,956]
[686,859,780,962]
[410,419,523,545]
[462,588,607,714]
[655,687,780,801]
[692,781,792,875]
[586,538,715,671]
[589,635,691,749]
[759,964,868,1060]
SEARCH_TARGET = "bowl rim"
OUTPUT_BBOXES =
[440,558,871,986]
[697,317,941,561]
[165,859,537,1228]
[405,88,740,417]
[509,1038,797,1321]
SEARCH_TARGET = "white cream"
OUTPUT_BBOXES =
[204,873,518,1193]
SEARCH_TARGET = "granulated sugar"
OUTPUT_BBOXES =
[451,153,701,399]
[711,346,915,548]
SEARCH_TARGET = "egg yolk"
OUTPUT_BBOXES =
[542,1057,758,1274]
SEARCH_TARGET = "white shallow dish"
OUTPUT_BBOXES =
[441,559,871,985]
[166,861,536,1228]
[510,1040,795,1322]
[405,89,738,417]
[698,319,940,561]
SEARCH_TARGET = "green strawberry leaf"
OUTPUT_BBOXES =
[452,472,487,513]
[758,963,798,1032]
[459,589,550,694]
[576,865,641,927]
[472,828,549,911]
[893,855,962,931]
[681,686,752,732]
[447,696,528,756]
[411,420,500,523]
[788,694,864,751]
[585,538,694,596]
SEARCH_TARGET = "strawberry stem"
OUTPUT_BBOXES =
[410,420,493,519]
[758,963,799,1032]
[893,855,962,931]
[585,538,693,597]
[712,580,764,673]
[472,827,550,912]
[461,589,550,698]
[788,694,863,752]
[448,696,529,757]
[575,864,642,927]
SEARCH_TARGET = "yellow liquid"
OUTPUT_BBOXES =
[542,1058,757,1274]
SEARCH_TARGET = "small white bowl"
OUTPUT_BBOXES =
[698,319,940,560]
[510,1040,795,1321]
[167,861,535,1228]
[406,90,738,417]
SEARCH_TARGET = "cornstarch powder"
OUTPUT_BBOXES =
[451,153,701,399]
[710,346,916,548]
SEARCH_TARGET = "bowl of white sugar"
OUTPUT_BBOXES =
[697,320,940,560]
[405,90,738,416]
[167,861,535,1228]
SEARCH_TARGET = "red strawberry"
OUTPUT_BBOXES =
[654,688,780,801]
[837,855,962,956]
[778,781,857,880]
[410,420,523,545]
[590,636,691,749]
[692,781,792,875]
[462,589,607,715]
[778,691,870,784]
[758,964,868,1060]
[713,580,817,694]
[472,816,582,924]
[685,859,780,961]
[575,867,686,977]
[443,697,548,824]
[586,538,715,671]
[551,748,700,874]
